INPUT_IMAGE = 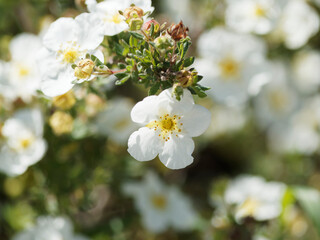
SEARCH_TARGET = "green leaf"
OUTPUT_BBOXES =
[114,43,125,56]
[293,186,320,235]
[184,57,194,68]
[90,54,103,66]
[129,31,144,40]
[148,82,160,95]
[115,75,131,85]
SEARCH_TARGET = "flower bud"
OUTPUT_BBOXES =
[167,21,189,41]
[128,17,144,31]
[154,35,174,50]
[52,90,76,110]
[142,19,160,35]
[49,111,74,136]
[74,59,95,79]
[123,6,144,19]
[85,93,106,117]
[176,70,196,87]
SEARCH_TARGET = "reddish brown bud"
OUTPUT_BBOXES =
[167,21,189,41]
[142,19,160,34]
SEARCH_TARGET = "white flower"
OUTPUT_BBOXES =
[268,96,320,155]
[127,88,211,169]
[204,102,247,139]
[0,34,42,102]
[12,216,89,240]
[0,108,47,176]
[253,62,298,129]
[292,50,320,94]
[277,0,320,49]
[225,175,286,222]
[226,0,286,35]
[92,98,139,145]
[40,13,104,97]
[86,0,154,36]
[122,171,197,233]
[196,28,269,106]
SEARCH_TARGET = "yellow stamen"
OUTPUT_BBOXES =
[151,194,167,210]
[219,57,240,79]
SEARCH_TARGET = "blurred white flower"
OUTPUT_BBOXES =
[253,62,298,129]
[0,34,42,102]
[277,0,320,49]
[204,103,247,139]
[292,50,320,94]
[196,28,269,106]
[40,14,104,97]
[0,108,47,176]
[92,98,139,145]
[122,171,197,233]
[269,96,320,155]
[127,88,211,169]
[226,0,286,35]
[86,0,154,36]
[225,175,286,222]
[12,216,89,240]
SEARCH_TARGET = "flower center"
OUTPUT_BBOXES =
[268,90,288,113]
[146,114,183,141]
[62,49,79,63]
[108,13,123,24]
[254,5,266,17]
[18,66,30,77]
[218,57,240,79]
[19,137,33,149]
[238,197,261,217]
[151,194,167,210]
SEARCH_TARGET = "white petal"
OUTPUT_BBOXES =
[158,88,194,115]
[10,33,42,61]
[13,108,44,136]
[131,95,162,124]
[75,13,104,50]
[159,135,194,169]
[182,104,211,137]
[43,18,78,51]
[127,127,162,161]
[40,66,75,97]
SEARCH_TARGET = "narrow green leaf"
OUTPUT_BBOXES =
[129,31,144,40]
[115,75,131,85]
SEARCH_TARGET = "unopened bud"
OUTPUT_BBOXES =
[85,93,106,117]
[167,21,189,41]
[154,35,174,50]
[177,70,196,87]
[49,111,74,136]
[123,6,144,19]
[142,19,160,35]
[74,59,95,79]
[128,17,144,31]
[52,90,76,110]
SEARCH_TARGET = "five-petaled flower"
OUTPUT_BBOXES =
[127,88,211,169]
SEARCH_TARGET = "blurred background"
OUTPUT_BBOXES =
[0,0,320,239]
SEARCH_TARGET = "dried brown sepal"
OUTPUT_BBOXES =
[166,21,189,41]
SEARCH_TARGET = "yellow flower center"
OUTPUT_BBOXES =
[62,49,79,63]
[146,114,183,141]
[268,90,288,113]
[19,138,33,149]
[114,118,130,130]
[254,5,266,17]
[108,13,123,24]
[18,66,30,77]
[238,197,260,217]
[218,57,240,79]
[151,194,167,210]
